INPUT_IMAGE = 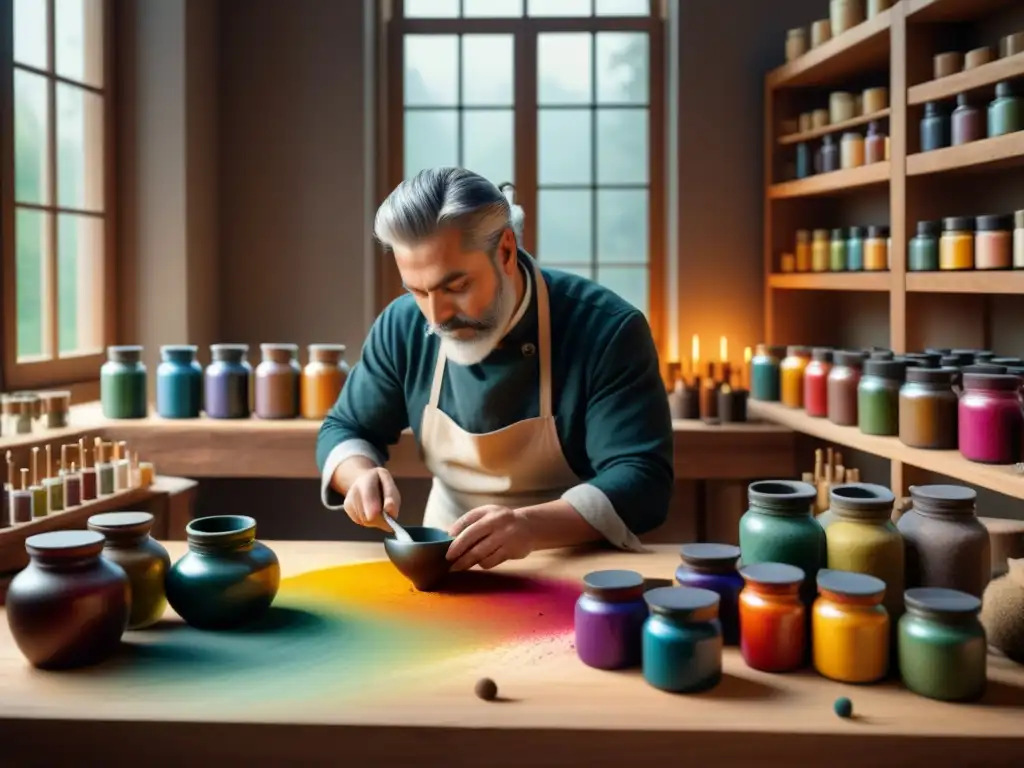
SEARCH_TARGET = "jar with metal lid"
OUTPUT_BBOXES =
[795,229,812,272]
[899,367,959,449]
[864,225,889,271]
[975,214,1012,270]
[254,343,301,419]
[675,544,743,646]
[642,586,722,692]
[301,343,350,420]
[750,344,786,402]
[575,569,649,670]
[205,343,252,419]
[803,348,833,418]
[829,228,847,271]
[988,81,1023,138]
[846,226,865,271]
[909,220,940,271]
[827,350,865,426]
[858,358,907,436]
[951,93,984,146]
[738,562,807,673]
[1014,210,1024,269]
[958,372,1023,464]
[939,217,974,270]
[820,134,840,173]
[813,569,889,684]
[840,131,864,169]
[865,121,887,163]
[811,229,830,272]
[920,101,950,151]
[100,345,148,419]
[780,346,812,408]
[156,344,203,419]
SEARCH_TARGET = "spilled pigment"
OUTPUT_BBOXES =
[69,560,580,706]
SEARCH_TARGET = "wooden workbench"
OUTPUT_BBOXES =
[0,541,1020,766]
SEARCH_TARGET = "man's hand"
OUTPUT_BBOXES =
[340,466,401,533]
[446,505,535,572]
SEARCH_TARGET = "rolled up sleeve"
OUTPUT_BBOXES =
[560,311,674,550]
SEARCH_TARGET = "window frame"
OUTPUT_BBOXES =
[0,0,118,392]
[380,0,666,356]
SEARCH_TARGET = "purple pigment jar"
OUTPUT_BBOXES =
[574,569,649,670]
[675,543,744,645]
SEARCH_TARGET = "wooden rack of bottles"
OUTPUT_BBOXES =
[760,0,1024,498]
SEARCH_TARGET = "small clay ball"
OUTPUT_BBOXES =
[475,677,498,701]
[833,696,853,719]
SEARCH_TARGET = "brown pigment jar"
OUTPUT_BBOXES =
[898,366,960,450]
[255,343,301,419]
[827,350,865,426]
[897,484,991,599]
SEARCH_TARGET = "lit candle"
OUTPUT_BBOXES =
[720,336,728,363]
[743,346,753,390]
[691,335,700,383]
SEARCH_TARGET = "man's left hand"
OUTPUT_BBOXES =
[446,505,534,572]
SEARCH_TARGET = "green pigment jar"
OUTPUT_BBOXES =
[750,344,786,402]
[830,228,847,271]
[898,587,986,702]
[857,359,906,436]
[988,81,1023,138]
[908,220,940,271]
[100,345,148,419]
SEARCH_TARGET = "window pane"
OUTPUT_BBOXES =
[404,35,458,106]
[596,108,647,184]
[14,0,48,69]
[55,0,104,87]
[550,265,593,280]
[528,0,592,16]
[404,0,460,17]
[57,83,105,212]
[596,266,648,314]
[463,35,513,107]
[537,189,592,263]
[58,214,104,356]
[16,208,52,360]
[538,33,591,105]
[597,33,648,104]
[538,109,591,185]
[405,110,458,176]
[596,0,649,15]
[464,0,523,16]
[14,70,51,205]
[597,189,647,264]
[463,110,514,185]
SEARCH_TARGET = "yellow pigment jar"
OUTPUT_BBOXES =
[812,568,890,684]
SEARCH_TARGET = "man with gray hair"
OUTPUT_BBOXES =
[316,167,673,572]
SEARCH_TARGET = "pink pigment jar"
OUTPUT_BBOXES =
[958,373,1024,464]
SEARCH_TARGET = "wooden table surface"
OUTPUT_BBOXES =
[0,541,1020,766]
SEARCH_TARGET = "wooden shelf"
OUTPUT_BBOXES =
[906,131,1024,176]
[769,161,890,199]
[778,109,891,146]
[906,0,1021,23]
[749,401,1024,501]
[766,8,893,89]
[907,270,1024,294]
[908,51,1024,105]
[768,272,891,291]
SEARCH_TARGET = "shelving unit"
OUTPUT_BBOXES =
[762,0,1024,498]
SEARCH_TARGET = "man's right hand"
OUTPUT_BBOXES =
[340,466,402,532]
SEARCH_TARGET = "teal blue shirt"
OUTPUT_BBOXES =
[316,252,674,536]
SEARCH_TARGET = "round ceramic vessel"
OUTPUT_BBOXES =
[383,526,453,592]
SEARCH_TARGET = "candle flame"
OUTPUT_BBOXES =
[719,336,728,363]
[744,346,752,364]
[691,334,700,365]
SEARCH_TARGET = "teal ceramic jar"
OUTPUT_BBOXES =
[166,515,280,630]
[858,359,907,436]
[100,345,148,419]
[750,344,786,401]
[846,226,865,271]
[898,587,986,702]
[739,480,824,606]
[641,586,722,693]
[909,220,940,271]
[156,345,204,419]
[988,81,1022,138]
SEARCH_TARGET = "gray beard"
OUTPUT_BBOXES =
[436,270,518,366]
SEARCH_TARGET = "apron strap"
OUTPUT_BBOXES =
[428,336,447,408]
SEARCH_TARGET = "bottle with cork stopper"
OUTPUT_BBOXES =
[79,437,97,502]
[43,443,64,513]
[29,447,48,518]
[62,444,82,507]
[11,467,34,523]
[95,438,115,497]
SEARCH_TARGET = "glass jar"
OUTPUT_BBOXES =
[812,569,889,683]
[738,562,806,672]
[1015,209,1024,269]
[803,347,833,418]
[975,214,1012,270]
[642,586,722,692]
[811,229,830,272]
[750,344,786,401]
[898,484,991,598]
[675,543,743,646]
[574,569,649,670]
[205,343,252,419]
[795,229,812,272]
[858,359,906,436]
[899,366,959,449]
[846,226,865,271]
[840,131,864,169]
[738,480,824,607]
[951,93,984,145]
[156,344,203,419]
[829,228,847,271]
[254,343,301,419]
[100,345,148,419]
[827,350,865,426]
[865,120,887,163]
[988,81,1023,138]
[909,220,940,271]
[823,482,903,620]
[864,225,889,271]
[796,141,812,179]
[780,345,812,408]
[920,101,950,151]
[898,587,986,701]
[820,134,839,173]
[301,343,350,420]
[958,372,1023,464]
[785,27,808,61]
[940,217,975,270]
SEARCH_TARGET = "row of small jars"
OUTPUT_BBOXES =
[920,81,1022,153]
[784,1,893,62]
[576,477,992,701]
[784,226,889,273]
[794,122,887,181]
[0,390,72,436]
[99,343,350,422]
[909,212,1024,271]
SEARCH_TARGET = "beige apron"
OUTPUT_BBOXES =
[419,258,646,552]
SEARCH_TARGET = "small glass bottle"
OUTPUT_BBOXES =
[795,229,812,272]
[803,347,833,418]
[920,101,950,151]
[827,350,865,426]
[988,81,1023,138]
[840,131,865,169]
[820,134,840,172]
[642,586,723,693]
[865,120,887,163]
[811,229,830,272]
[750,344,786,402]
[951,93,984,145]
[845,226,865,271]
[940,216,975,270]
[301,344,350,420]
[205,344,252,419]
[100,345,148,419]
[909,220,940,271]
[255,343,301,419]
[829,228,847,271]
[780,346,812,408]
[575,569,649,670]
[1015,209,1024,269]
[156,344,203,419]
[796,141,812,179]
[864,225,889,271]
[975,214,1012,270]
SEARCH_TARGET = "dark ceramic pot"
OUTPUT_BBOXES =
[6,530,131,669]
[384,526,454,591]
[88,511,171,630]
[165,515,280,630]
